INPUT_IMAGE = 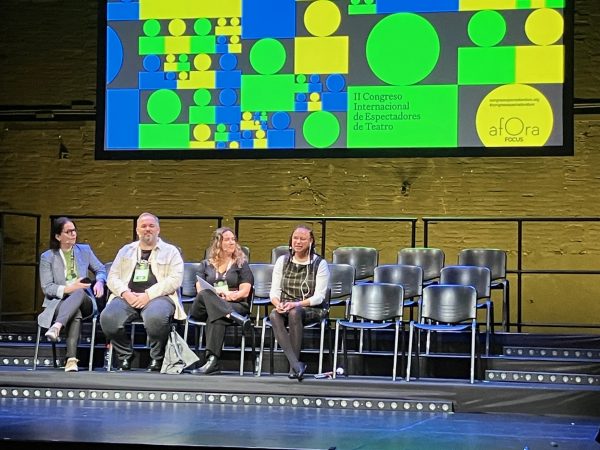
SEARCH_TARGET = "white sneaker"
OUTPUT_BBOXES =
[65,357,79,372]
[44,324,61,342]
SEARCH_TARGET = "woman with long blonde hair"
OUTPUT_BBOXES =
[189,227,253,375]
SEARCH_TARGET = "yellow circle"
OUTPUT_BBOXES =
[194,54,212,71]
[166,54,176,63]
[168,19,186,37]
[309,92,321,102]
[229,141,240,149]
[304,0,341,37]
[230,35,240,44]
[231,17,240,26]
[193,124,211,142]
[242,111,252,121]
[217,17,227,27]
[256,129,266,139]
[178,72,188,80]
[476,84,554,147]
[525,8,563,46]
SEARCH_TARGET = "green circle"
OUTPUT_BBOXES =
[468,10,506,47]
[250,39,286,75]
[216,123,226,132]
[147,89,181,124]
[366,13,439,85]
[193,89,211,106]
[303,111,340,148]
[179,54,189,63]
[194,18,212,36]
[143,19,161,37]
[296,74,307,83]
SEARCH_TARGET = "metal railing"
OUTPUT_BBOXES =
[423,216,600,332]
[233,216,419,256]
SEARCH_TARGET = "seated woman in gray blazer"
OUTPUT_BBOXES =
[38,217,106,372]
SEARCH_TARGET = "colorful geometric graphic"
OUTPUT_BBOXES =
[101,0,568,154]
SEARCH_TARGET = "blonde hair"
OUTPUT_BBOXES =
[207,227,246,268]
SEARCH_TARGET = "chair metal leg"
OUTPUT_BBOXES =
[33,326,42,370]
[332,321,340,379]
[318,320,326,374]
[88,317,97,372]
[470,320,476,384]
[106,343,113,372]
[405,323,414,381]
[392,322,399,381]
[239,333,245,376]
[257,318,267,377]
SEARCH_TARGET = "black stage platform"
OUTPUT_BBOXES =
[1,323,599,449]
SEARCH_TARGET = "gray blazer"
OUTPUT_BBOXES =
[38,244,106,327]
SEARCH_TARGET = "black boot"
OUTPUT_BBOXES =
[193,355,220,375]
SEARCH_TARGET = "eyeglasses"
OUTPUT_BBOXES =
[62,229,77,235]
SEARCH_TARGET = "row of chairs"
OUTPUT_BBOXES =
[33,248,504,382]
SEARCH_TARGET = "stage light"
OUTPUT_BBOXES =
[486,370,599,385]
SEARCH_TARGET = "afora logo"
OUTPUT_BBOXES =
[488,117,540,142]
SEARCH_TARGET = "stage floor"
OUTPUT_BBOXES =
[0,366,599,449]
[1,396,599,450]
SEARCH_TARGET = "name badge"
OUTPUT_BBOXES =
[214,280,229,295]
[133,262,150,282]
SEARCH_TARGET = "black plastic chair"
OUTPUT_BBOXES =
[33,291,99,372]
[440,265,492,355]
[406,284,479,383]
[327,263,355,318]
[458,248,510,331]
[270,245,289,264]
[398,247,445,286]
[332,282,405,381]
[332,246,379,282]
[248,263,274,325]
[180,262,203,307]
[374,264,423,322]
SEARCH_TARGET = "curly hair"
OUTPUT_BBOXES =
[207,227,247,268]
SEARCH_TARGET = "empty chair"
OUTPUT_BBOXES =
[374,264,423,321]
[332,247,378,282]
[440,265,492,355]
[406,284,479,384]
[332,282,405,381]
[458,248,510,331]
[398,247,444,286]
[271,245,289,264]
[327,263,355,318]
[248,263,274,325]
[180,262,203,306]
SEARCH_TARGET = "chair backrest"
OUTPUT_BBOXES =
[271,245,289,264]
[327,263,355,301]
[349,282,404,321]
[397,247,445,282]
[458,248,507,281]
[421,284,477,323]
[374,264,423,299]
[332,246,378,281]
[249,263,274,299]
[181,262,202,297]
[204,245,250,261]
[440,265,491,299]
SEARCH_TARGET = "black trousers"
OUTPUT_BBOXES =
[189,290,249,358]
[53,289,94,359]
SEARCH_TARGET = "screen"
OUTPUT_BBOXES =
[96,0,573,160]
